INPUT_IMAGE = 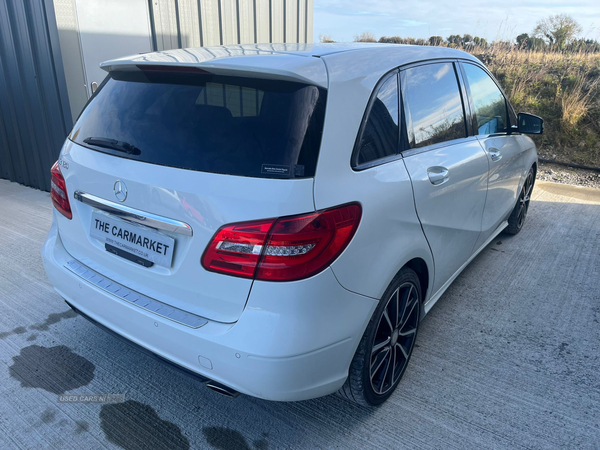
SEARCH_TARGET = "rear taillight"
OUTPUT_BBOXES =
[202,203,361,282]
[50,161,72,219]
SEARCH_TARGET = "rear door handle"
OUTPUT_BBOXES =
[489,148,502,162]
[427,166,449,186]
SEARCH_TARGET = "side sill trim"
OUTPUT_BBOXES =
[74,190,193,236]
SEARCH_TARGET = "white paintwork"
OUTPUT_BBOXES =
[423,220,508,313]
[100,45,329,88]
[56,140,316,323]
[42,44,538,401]
[475,134,524,247]
[43,224,377,400]
[403,138,489,295]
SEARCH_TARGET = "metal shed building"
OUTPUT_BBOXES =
[0,0,313,191]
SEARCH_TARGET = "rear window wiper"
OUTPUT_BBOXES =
[83,137,141,155]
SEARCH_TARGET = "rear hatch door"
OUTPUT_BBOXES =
[56,63,327,323]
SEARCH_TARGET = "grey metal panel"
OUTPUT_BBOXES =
[53,0,87,122]
[270,0,283,43]
[220,0,238,45]
[297,0,306,43]
[255,0,270,43]
[152,0,179,50]
[150,0,311,49]
[0,0,72,191]
[75,0,153,99]
[44,0,74,127]
[238,0,254,44]
[178,0,201,48]
[199,0,221,46]
[284,0,297,44]
[305,0,313,43]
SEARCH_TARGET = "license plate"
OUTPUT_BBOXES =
[90,211,175,268]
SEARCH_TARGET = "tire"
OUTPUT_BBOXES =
[506,167,535,235]
[338,268,421,406]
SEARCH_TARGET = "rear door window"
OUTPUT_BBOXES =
[401,63,467,149]
[462,63,508,135]
[70,70,327,179]
[354,74,399,166]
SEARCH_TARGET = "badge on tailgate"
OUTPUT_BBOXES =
[90,211,175,268]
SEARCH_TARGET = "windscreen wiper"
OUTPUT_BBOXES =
[83,137,141,155]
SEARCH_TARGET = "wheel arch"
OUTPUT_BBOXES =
[404,258,429,305]
[385,256,433,321]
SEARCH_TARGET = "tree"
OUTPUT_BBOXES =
[354,31,377,43]
[533,14,582,49]
[428,36,444,46]
[462,34,473,46]
[379,36,404,44]
[447,34,462,46]
[516,33,529,48]
[529,36,546,50]
[567,38,600,53]
[472,36,488,48]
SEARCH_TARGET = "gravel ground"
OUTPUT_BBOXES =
[537,161,600,189]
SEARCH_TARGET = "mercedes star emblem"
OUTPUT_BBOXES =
[114,180,128,202]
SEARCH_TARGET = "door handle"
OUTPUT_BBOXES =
[427,166,449,186]
[489,148,502,162]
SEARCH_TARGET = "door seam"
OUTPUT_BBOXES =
[402,158,436,296]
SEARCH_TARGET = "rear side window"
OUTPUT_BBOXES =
[355,74,399,166]
[463,64,508,135]
[401,63,466,149]
[70,70,327,179]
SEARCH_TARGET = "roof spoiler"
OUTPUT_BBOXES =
[100,56,328,88]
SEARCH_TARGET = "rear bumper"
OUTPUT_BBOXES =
[42,218,378,401]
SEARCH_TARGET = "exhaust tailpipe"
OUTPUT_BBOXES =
[205,381,239,398]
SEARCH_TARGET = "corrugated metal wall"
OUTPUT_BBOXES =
[0,0,72,191]
[149,0,313,51]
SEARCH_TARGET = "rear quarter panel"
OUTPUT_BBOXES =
[313,52,434,303]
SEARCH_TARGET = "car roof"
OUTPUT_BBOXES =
[100,43,480,88]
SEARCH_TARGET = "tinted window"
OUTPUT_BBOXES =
[463,64,508,135]
[70,70,326,179]
[402,63,466,148]
[356,75,399,165]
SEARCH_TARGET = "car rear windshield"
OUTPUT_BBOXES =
[70,69,327,179]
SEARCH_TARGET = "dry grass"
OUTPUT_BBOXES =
[466,46,600,166]
[559,74,598,129]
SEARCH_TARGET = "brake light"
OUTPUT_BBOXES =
[201,219,274,278]
[50,161,72,219]
[201,203,361,281]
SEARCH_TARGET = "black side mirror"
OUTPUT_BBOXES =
[517,113,544,134]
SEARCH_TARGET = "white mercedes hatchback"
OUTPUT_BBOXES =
[42,43,542,406]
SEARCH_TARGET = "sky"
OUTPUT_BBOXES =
[313,0,600,43]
